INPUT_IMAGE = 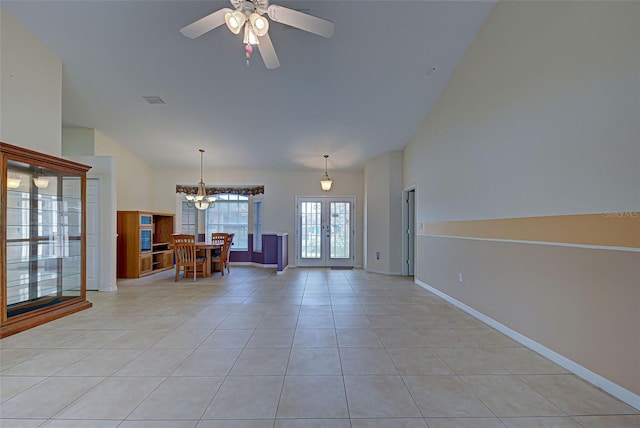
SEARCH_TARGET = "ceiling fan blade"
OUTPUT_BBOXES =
[257,33,280,69]
[180,8,233,39]
[267,4,334,38]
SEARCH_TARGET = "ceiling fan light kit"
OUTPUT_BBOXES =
[225,11,245,34]
[243,22,259,45]
[181,0,334,69]
[249,13,269,36]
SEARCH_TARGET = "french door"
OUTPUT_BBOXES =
[296,196,354,267]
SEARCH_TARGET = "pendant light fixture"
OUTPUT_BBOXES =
[320,154,332,192]
[7,175,21,189]
[32,168,49,189]
[33,178,50,189]
[185,149,216,210]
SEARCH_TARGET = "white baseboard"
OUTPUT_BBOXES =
[365,268,403,276]
[415,279,640,411]
[230,262,277,269]
[209,261,289,274]
[276,265,289,275]
[281,265,363,270]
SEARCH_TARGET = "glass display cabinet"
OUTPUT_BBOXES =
[1,142,92,338]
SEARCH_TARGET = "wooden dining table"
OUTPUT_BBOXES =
[194,241,222,277]
[170,240,222,278]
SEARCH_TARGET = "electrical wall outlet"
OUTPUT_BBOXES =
[376,251,380,260]
[458,272,463,283]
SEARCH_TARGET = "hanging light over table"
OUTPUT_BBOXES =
[185,149,216,210]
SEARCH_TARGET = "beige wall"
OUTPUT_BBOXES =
[0,8,62,155]
[364,151,403,274]
[94,129,154,211]
[404,0,640,400]
[419,236,640,395]
[404,1,639,222]
[153,167,365,267]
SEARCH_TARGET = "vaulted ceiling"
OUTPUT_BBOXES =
[3,0,496,171]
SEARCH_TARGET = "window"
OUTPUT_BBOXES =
[181,201,197,235]
[253,200,262,252]
[206,194,248,250]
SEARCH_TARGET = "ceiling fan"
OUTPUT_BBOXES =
[180,0,335,69]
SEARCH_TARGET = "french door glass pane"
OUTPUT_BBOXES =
[330,202,350,259]
[301,202,321,259]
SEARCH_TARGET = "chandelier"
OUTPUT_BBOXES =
[185,149,216,210]
[320,154,332,192]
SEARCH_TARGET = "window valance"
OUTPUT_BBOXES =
[176,184,264,197]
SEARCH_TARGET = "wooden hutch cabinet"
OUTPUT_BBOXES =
[1,142,92,338]
[117,211,174,278]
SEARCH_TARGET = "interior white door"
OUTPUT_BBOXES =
[297,196,354,267]
[85,179,100,290]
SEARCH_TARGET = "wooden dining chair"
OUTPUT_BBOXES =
[211,232,226,246]
[209,232,226,261]
[211,233,234,276]
[172,234,206,282]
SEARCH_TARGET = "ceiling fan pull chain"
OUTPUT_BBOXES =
[245,44,253,66]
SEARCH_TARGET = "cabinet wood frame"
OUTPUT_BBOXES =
[1,142,92,338]
[117,211,175,278]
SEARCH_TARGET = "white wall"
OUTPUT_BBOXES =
[0,7,62,155]
[405,1,640,222]
[364,151,403,274]
[153,168,364,267]
[94,129,154,211]
[62,127,95,156]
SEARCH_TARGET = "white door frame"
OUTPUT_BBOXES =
[85,178,100,290]
[402,185,416,276]
[65,155,118,292]
[295,195,355,268]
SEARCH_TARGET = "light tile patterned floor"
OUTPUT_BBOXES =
[1,267,638,427]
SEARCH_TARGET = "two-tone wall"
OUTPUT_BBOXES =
[227,233,289,273]
[404,0,639,405]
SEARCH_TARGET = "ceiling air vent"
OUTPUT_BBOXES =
[143,96,165,105]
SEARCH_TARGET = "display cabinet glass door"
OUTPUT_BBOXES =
[5,160,83,319]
